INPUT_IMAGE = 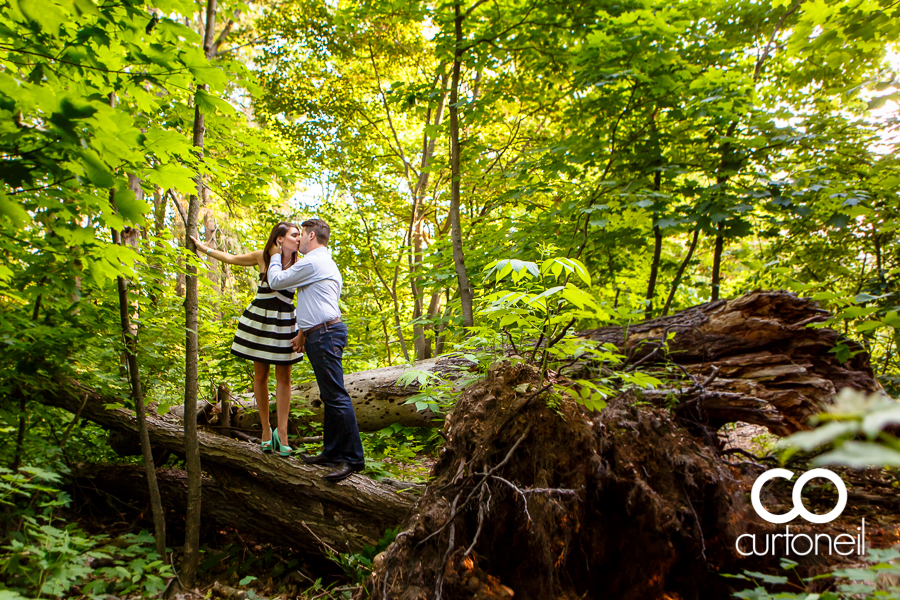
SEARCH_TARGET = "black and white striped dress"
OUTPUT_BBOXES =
[231,272,303,365]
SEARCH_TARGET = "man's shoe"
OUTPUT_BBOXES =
[322,462,364,483]
[301,453,339,466]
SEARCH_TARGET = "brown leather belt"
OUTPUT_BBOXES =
[303,318,342,335]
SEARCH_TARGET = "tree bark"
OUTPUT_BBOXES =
[183,109,204,589]
[645,171,663,320]
[182,0,218,585]
[411,72,450,360]
[661,228,699,317]
[578,290,880,435]
[448,2,474,328]
[711,222,724,301]
[645,224,662,320]
[153,188,166,236]
[112,203,167,558]
[69,463,416,555]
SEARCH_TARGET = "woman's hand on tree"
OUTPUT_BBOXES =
[189,235,207,254]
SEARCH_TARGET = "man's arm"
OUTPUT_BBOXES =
[268,253,317,290]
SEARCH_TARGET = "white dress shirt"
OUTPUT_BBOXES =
[268,247,342,331]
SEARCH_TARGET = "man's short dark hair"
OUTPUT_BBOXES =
[301,218,330,246]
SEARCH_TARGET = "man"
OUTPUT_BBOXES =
[267,218,365,482]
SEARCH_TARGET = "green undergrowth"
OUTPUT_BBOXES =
[727,552,900,599]
[0,466,172,600]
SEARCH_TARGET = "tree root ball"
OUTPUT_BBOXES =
[371,361,750,600]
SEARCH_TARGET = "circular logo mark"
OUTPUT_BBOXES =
[750,468,848,524]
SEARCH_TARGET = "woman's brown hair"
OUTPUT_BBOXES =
[263,221,299,282]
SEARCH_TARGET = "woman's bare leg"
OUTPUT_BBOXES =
[275,363,292,448]
[253,362,272,442]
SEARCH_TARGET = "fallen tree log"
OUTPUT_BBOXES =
[69,463,417,552]
[216,357,473,433]
[577,290,879,435]
[288,358,468,430]
[207,291,878,438]
[36,381,415,552]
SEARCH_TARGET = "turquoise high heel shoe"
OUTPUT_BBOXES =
[261,432,273,453]
[272,429,292,458]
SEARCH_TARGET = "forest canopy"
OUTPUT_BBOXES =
[1,0,897,389]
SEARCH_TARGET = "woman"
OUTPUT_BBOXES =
[191,222,302,457]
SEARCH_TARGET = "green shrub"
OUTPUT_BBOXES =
[0,466,172,599]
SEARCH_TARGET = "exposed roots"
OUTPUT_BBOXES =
[371,361,750,600]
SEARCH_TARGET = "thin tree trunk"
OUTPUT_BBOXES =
[645,225,662,320]
[382,319,393,365]
[202,202,220,292]
[411,206,428,360]
[11,291,43,470]
[711,222,724,301]
[218,384,231,437]
[411,72,449,360]
[111,226,167,557]
[448,2,474,328]
[182,0,218,585]
[434,288,450,355]
[644,168,663,321]
[153,188,166,236]
[661,228,699,317]
[390,263,411,361]
[360,213,410,361]
[424,288,443,358]
[11,394,26,471]
[183,117,204,588]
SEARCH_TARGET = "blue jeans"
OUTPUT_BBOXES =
[304,322,365,465]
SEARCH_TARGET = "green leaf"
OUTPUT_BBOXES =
[861,405,900,438]
[15,0,71,33]
[239,575,257,585]
[779,421,860,451]
[855,320,882,333]
[79,149,115,187]
[810,291,840,301]
[150,163,197,196]
[114,187,151,224]
[527,286,564,303]
[854,292,892,303]
[832,567,878,581]
[0,192,29,225]
[195,89,235,115]
[814,441,900,468]
[743,571,789,585]
[840,307,881,319]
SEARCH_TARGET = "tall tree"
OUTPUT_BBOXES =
[447,1,475,328]
[183,0,220,586]
[111,192,167,557]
